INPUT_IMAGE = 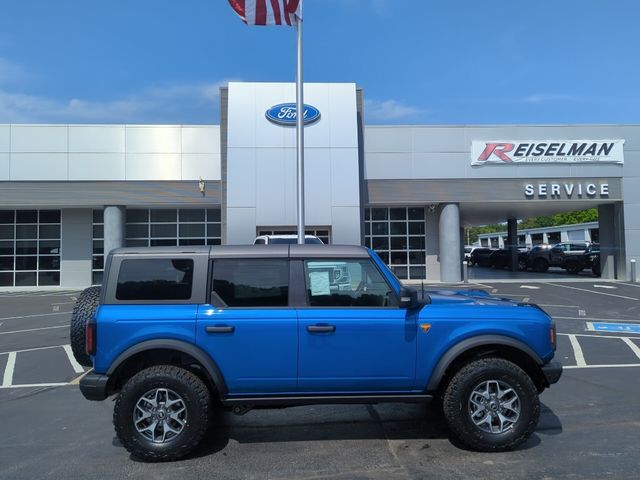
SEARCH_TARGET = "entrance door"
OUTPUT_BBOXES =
[296,258,417,392]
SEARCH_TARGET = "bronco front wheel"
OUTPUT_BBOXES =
[442,358,540,452]
[113,365,211,462]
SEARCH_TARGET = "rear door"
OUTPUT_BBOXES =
[196,257,297,394]
[296,257,418,392]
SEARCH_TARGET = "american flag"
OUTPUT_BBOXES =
[228,0,301,26]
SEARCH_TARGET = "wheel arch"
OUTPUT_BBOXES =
[426,335,546,393]
[106,339,227,399]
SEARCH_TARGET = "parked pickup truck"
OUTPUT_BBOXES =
[527,242,593,273]
[72,245,561,461]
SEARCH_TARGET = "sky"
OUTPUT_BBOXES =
[0,0,638,125]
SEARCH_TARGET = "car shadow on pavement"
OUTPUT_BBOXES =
[182,400,563,460]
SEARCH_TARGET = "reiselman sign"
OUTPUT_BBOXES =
[471,140,625,165]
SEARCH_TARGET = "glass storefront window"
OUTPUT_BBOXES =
[0,210,61,286]
[364,207,427,280]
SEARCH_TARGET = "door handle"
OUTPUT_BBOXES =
[307,325,336,333]
[205,325,235,334]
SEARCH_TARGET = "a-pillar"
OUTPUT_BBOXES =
[439,203,461,282]
[507,218,518,271]
[104,206,126,258]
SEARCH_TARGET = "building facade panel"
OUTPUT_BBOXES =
[69,153,126,181]
[124,126,182,153]
[0,153,9,180]
[10,153,69,181]
[10,125,68,153]
[181,126,220,154]
[0,125,10,152]
[68,125,126,153]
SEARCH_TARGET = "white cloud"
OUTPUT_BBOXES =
[519,93,581,104]
[0,80,235,124]
[0,58,30,86]
[365,98,424,122]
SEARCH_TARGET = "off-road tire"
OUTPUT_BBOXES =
[532,258,549,273]
[442,357,540,452]
[113,365,211,462]
[69,286,101,367]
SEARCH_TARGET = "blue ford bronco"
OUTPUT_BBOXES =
[71,244,561,461]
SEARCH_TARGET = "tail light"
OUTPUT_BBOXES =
[550,324,557,351]
[86,320,97,356]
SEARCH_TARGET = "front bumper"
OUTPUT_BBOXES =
[541,361,563,386]
[79,372,110,401]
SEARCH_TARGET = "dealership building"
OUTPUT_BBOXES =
[0,82,637,288]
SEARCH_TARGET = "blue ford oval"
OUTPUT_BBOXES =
[265,103,321,126]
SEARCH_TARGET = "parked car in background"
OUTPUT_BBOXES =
[488,247,530,270]
[254,234,323,245]
[469,247,495,267]
[527,242,592,273]
[464,246,477,263]
[584,243,600,276]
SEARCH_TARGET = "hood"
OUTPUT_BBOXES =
[416,288,519,307]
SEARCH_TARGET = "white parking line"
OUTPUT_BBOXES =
[539,304,581,308]
[616,282,640,288]
[0,382,70,389]
[62,345,85,373]
[547,283,638,301]
[0,344,70,356]
[567,334,587,367]
[2,352,16,387]
[558,332,636,340]
[555,316,640,323]
[621,338,640,360]
[564,364,640,370]
[0,325,69,336]
[0,311,70,321]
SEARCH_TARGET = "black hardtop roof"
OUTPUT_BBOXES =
[110,244,370,259]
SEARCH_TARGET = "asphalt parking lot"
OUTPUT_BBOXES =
[1,282,640,480]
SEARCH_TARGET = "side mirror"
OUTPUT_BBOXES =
[399,287,419,309]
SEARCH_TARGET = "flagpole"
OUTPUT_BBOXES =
[295,9,305,245]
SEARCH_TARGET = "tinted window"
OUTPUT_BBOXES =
[254,238,266,244]
[304,259,395,307]
[116,258,193,301]
[212,259,289,307]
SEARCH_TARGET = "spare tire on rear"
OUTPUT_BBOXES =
[70,286,101,367]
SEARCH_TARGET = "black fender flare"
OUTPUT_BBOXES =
[426,335,544,392]
[106,339,228,398]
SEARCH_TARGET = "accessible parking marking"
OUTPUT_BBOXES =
[586,322,640,334]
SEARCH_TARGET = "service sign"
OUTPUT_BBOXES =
[265,103,321,127]
[471,140,625,165]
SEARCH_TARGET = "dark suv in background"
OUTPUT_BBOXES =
[527,242,593,273]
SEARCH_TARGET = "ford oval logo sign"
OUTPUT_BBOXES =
[265,103,321,126]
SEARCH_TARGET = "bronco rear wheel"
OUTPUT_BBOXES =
[69,286,101,367]
[442,357,540,452]
[113,365,211,462]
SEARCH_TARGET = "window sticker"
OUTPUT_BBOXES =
[309,271,331,296]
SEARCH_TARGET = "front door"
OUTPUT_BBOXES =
[196,258,297,394]
[297,258,418,392]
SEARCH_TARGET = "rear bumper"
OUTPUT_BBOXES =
[79,372,110,401]
[541,361,563,386]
